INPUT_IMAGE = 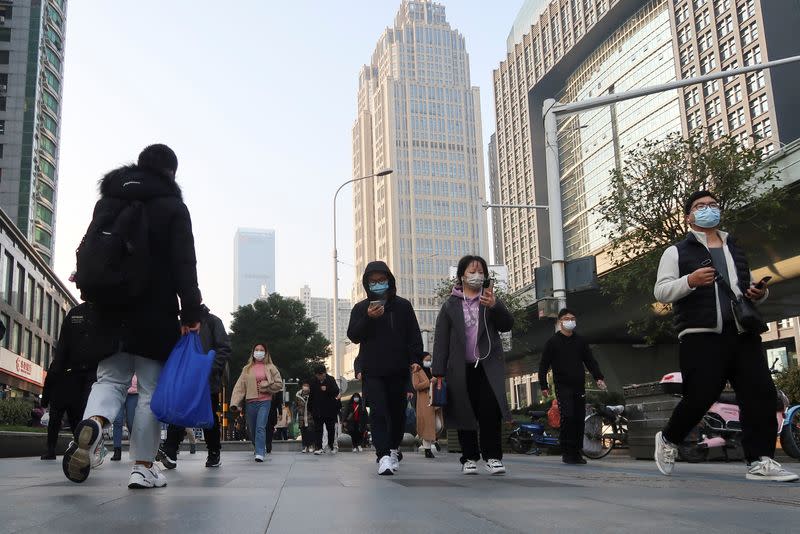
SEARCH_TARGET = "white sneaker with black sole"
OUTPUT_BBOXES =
[746,457,799,482]
[62,418,104,483]
[314,449,324,455]
[485,459,506,475]
[128,463,167,489]
[654,431,678,476]
[390,449,400,472]
[378,455,395,476]
[255,454,264,462]
[462,459,478,475]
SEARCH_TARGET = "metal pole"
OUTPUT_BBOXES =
[483,202,550,211]
[553,55,800,116]
[543,98,567,313]
[332,169,393,381]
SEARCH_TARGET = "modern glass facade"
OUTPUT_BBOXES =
[234,228,276,309]
[556,1,681,259]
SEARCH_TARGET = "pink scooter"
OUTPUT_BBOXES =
[660,372,789,462]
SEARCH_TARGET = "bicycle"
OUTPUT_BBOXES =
[582,404,629,459]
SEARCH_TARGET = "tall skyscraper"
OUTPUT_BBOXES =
[352,0,488,333]
[234,228,275,309]
[493,0,799,291]
[295,285,350,372]
[487,133,504,265]
[0,1,67,264]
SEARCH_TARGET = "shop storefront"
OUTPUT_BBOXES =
[0,347,45,398]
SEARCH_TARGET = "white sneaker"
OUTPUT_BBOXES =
[62,418,105,483]
[389,449,400,472]
[332,447,338,455]
[746,457,799,482]
[301,447,308,454]
[128,463,167,489]
[462,459,478,475]
[485,459,506,475]
[255,454,264,462]
[314,449,324,455]
[654,431,678,476]
[378,455,394,476]
[92,443,108,468]
[357,446,363,453]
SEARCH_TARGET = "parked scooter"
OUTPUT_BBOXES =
[660,372,793,462]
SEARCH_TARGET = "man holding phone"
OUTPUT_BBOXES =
[347,261,423,476]
[652,190,796,482]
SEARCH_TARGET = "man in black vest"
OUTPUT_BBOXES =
[653,190,797,482]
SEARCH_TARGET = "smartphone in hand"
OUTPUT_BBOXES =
[754,276,772,289]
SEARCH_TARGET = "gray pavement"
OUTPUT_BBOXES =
[0,449,798,534]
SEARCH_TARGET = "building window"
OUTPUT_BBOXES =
[700,54,717,74]
[16,264,24,313]
[750,93,769,118]
[680,47,695,67]
[703,79,719,96]
[0,97,5,112]
[36,204,54,226]
[713,0,731,15]
[705,97,722,118]
[11,322,20,353]
[0,28,10,42]
[778,318,794,329]
[720,39,736,61]
[0,120,4,135]
[695,9,711,32]
[698,31,713,53]
[741,22,758,46]
[717,15,733,38]
[0,313,9,349]
[0,51,8,64]
[678,25,693,45]
[743,46,762,66]
[737,0,755,23]
[26,275,34,320]
[685,88,700,109]
[747,70,765,92]
[754,118,772,140]
[728,107,745,130]
[725,84,742,106]
[515,382,529,409]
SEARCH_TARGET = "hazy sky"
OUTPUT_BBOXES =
[54,1,525,325]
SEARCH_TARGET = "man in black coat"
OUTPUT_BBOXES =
[539,308,606,465]
[348,261,423,475]
[161,306,230,469]
[309,364,340,454]
[40,303,114,460]
[63,144,204,489]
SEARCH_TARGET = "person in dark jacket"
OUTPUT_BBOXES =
[348,260,423,475]
[342,393,368,453]
[63,144,204,489]
[265,395,283,453]
[652,190,797,482]
[432,255,514,476]
[309,364,340,454]
[160,306,231,469]
[539,308,606,465]
[40,303,111,460]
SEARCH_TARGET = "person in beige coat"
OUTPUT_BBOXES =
[230,343,283,462]
[411,353,442,458]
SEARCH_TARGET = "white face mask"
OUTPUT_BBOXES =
[253,350,266,361]
[423,360,433,368]
[463,273,484,289]
[562,320,576,331]
[302,387,310,393]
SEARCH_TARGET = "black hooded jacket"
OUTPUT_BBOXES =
[91,165,203,361]
[347,261,424,378]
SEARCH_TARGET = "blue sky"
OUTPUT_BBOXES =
[54,1,525,324]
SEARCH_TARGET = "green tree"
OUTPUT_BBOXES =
[775,366,800,404]
[228,294,330,394]
[596,130,784,342]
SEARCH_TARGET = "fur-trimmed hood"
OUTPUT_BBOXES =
[99,165,183,202]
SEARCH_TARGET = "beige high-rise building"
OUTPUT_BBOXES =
[351,1,488,335]
[493,0,799,292]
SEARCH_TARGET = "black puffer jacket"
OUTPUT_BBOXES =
[198,309,231,394]
[309,374,340,419]
[348,261,424,378]
[91,166,203,362]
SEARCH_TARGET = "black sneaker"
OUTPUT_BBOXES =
[157,446,177,470]
[62,418,104,483]
[424,449,435,459]
[562,454,587,465]
[206,451,221,468]
[111,447,122,461]
[41,451,56,460]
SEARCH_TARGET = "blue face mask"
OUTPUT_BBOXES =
[693,207,721,228]
[369,281,389,295]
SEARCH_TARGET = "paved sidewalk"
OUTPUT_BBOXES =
[0,450,797,533]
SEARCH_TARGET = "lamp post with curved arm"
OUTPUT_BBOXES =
[332,169,393,379]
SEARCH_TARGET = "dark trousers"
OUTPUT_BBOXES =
[275,427,288,440]
[458,363,503,463]
[46,403,83,453]
[300,424,315,448]
[365,374,407,458]
[556,386,586,456]
[165,394,222,453]
[265,421,276,453]
[314,417,336,450]
[663,326,777,462]
[349,429,364,448]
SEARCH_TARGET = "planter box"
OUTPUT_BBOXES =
[0,431,72,458]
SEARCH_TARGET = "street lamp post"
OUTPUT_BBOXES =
[332,168,393,380]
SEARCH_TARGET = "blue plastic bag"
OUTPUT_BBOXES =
[151,332,216,428]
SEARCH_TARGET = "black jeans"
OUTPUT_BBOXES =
[556,386,586,456]
[313,417,336,450]
[365,375,407,458]
[275,427,288,440]
[46,403,84,453]
[349,429,364,448]
[300,424,315,448]
[165,394,222,453]
[663,325,777,462]
[458,363,503,463]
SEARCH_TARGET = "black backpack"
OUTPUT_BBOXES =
[74,200,150,306]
